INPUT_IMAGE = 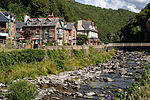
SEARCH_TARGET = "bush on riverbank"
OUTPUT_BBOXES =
[116,63,150,100]
[0,49,45,70]
[8,80,38,100]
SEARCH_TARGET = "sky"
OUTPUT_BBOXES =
[75,0,150,13]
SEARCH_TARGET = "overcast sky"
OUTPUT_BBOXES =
[75,0,150,13]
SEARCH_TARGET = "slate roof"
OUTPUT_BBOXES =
[0,12,9,23]
[82,20,91,30]
[64,22,75,30]
[3,12,14,18]
[81,20,98,32]
[16,21,25,29]
[24,18,61,27]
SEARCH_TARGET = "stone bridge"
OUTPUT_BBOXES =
[106,43,150,50]
[42,43,150,51]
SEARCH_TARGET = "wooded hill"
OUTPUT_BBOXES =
[120,3,150,43]
[0,0,135,42]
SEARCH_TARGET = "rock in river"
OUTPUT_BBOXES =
[119,69,128,75]
[84,91,96,96]
[103,77,114,82]
[116,89,123,93]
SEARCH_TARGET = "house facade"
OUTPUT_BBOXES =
[22,14,64,45]
[16,21,25,40]
[77,20,99,45]
[63,22,76,45]
[0,12,16,43]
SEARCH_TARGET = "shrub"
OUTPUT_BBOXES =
[0,49,45,69]
[45,42,53,46]
[8,80,38,100]
[64,43,71,46]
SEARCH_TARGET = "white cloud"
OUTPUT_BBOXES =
[82,0,150,13]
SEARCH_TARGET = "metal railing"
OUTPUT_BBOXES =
[0,39,6,44]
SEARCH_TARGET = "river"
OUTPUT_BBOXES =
[32,50,149,100]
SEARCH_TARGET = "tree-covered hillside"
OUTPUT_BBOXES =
[0,0,135,42]
[121,3,150,43]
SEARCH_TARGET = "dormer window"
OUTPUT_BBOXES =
[27,21,31,25]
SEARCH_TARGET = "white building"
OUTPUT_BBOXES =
[77,19,99,45]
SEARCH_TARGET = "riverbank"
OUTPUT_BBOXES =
[1,49,150,100]
[0,47,115,99]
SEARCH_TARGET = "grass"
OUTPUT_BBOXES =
[0,47,115,84]
[8,80,38,100]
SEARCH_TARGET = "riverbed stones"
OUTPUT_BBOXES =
[63,92,72,96]
[102,69,116,74]
[51,97,60,100]
[74,92,83,98]
[0,84,6,88]
[120,64,128,68]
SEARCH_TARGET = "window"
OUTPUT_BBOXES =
[36,28,39,35]
[57,28,59,34]
[47,28,49,33]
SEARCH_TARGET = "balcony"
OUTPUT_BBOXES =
[57,34,63,39]
[49,33,54,37]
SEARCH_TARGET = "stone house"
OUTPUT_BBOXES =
[0,11,16,43]
[22,14,64,45]
[63,22,76,45]
[77,19,99,45]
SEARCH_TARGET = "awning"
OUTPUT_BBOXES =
[18,38,25,40]
[0,33,8,36]
[32,38,40,40]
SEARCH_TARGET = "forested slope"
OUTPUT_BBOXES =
[120,3,150,43]
[0,0,135,42]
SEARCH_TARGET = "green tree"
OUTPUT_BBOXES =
[77,34,88,45]
[121,3,150,43]
[9,3,25,20]
[0,7,6,11]
[28,0,50,18]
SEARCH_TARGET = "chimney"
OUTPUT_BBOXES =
[88,18,91,21]
[24,13,30,23]
[77,20,82,30]
[48,12,54,18]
